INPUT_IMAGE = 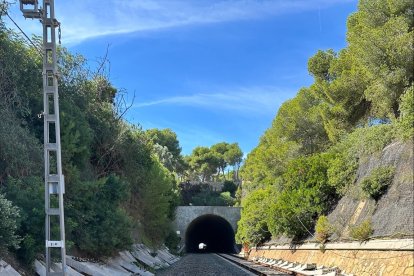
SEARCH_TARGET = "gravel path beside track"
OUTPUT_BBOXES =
[156,253,254,276]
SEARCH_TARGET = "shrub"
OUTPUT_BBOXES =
[327,153,358,195]
[0,193,21,251]
[3,177,44,264]
[191,190,217,205]
[236,188,272,246]
[220,191,236,206]
[361,166,395,200]
[222,180,237,196]
[315,215,334,243]
[397,85,414,140]
[350,220,374,241]
[267,153,337,239]
[165,230,181,254]
[328,124,395,195]
[66,175,133,256]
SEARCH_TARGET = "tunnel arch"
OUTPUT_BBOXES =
[185,214,236,253]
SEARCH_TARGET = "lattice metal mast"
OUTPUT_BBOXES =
[19,1,66,275]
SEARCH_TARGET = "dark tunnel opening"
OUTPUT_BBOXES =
[185,214,236,253]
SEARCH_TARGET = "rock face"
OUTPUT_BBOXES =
[328,141,414,239]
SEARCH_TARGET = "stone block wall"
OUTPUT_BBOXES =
[248,247,414,276]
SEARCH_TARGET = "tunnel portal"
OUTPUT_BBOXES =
[185,214,236,253]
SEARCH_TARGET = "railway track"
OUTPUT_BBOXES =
[156,253,254,275]
[216,254,352,276]
[157,253,349,275]
[216,254,290,276]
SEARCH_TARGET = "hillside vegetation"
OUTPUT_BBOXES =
[0,5,183,264]
[236,0,413,246]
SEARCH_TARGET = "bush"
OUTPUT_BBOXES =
[361,166,395,200]
[66,175,133,256]
[328,124,395,195]
[191,190,227,206]
[268,154,337,239]
[3,177,44,264]
[397,85,414,140]
[0,193,21,251]
[138,160,177,248]
[222,180,237,196]
[315,215,334,243]
[350,220,374,241]
[181,182,236,206]
[236,188,272,246]
[165,230,181,254]
[327,153,358,196]
[220,191,236,206]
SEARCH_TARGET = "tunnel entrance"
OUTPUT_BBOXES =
[185,214,236,253]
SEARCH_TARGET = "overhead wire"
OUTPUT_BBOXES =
[1,2,43,56]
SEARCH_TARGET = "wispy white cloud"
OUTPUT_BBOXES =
[134,86,293,115]
[6,0,355,45]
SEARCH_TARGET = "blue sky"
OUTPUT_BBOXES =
[6,0,357,156]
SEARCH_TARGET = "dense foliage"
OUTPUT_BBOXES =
[0,193,20,251]
[350,220,374,241]
[0,9,179,263]
[315,215,335,244]
[179,181,237,206]
[184,142,243,182]
[267,154,336,239]
[361,166,395,200]
[237,0,413,245]
[235,188,272,246]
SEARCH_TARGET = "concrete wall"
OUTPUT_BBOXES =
[174,206,241,243]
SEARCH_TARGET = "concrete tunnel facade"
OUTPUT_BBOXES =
[174,206,242,253]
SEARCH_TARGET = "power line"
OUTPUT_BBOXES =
[2,5,43,56]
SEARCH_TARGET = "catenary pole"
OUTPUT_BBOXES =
[19,1,66,274]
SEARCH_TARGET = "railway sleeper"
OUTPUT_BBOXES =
[225,255,353,276]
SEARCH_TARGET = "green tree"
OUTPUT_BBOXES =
[274,88,330,153]
[327,124,395,195]
[138,159,177,248]
[146,129,182,160]
[224,143,243,180]
[3,177,44,264]
[308,49,369,142]
[236,188,272,246]
[241,133,299,192]
[66,175,133,256]
[268,154,336,239]
[211,142,230,176]
[397,85,414,139]
[347,0,413,118]
[187,146,220,181]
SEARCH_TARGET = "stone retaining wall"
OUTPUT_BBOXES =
[248,242,414,276]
